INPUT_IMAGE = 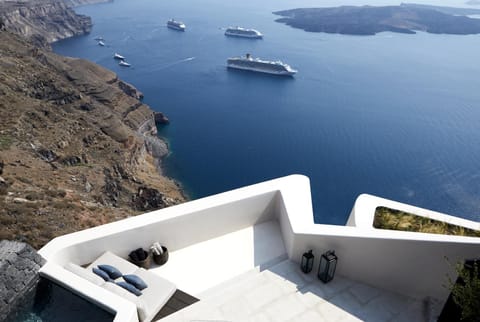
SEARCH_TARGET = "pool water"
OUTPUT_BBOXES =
[8,278,113,322]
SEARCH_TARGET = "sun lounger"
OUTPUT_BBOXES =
[65,251,176,322]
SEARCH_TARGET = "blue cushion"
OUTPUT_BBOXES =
[123,274,148,290]
[116,281,142,296]
[92,267,112,281]
[98,264,122,279]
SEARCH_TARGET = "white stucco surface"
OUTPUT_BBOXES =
[150,220,287,296]
[158,260,434,322]
[348,193,480,231]
[37,174,480,322]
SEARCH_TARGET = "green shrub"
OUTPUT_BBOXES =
[52,200,79,211]
[449,261,480,321]
[374,207,480,237]
[25,192,44,201]
[45,189,66,198]
[0,134,13,150]
[16,176,33,185]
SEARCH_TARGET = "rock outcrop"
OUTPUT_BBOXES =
[0,0,92,44]
[154,111,170,125]
[133,187,167,211]
[0,240,45,321]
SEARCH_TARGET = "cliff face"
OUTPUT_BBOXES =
[0,0,92,44]
[0,29,185,249]
[64,0,113,7]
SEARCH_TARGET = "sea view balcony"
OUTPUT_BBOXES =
[38,175,480,322]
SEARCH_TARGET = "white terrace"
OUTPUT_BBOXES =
[38,175,480,322]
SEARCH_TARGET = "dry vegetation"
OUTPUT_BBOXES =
[374,206,480,237]
[0,195,128,249]
[0,30,185,249]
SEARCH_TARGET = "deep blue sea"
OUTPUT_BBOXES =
[53,0,480,224]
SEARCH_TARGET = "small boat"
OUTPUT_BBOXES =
[119,61,131,67]
[167,19,186,31]
[94,36,104,41]
[98,41,105,46]
[114,53,125,60]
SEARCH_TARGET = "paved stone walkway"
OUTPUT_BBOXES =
[159,260,437,322]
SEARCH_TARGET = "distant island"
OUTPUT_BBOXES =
[274,3,480,35]
[466,0,480,6]
[400,3,480,15]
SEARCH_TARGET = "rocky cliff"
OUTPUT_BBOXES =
[65,0,112,7]
[0,0,92,44]
[0,27,184,249]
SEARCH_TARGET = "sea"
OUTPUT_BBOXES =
[53,0,480,225]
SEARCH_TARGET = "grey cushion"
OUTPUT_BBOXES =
[92,267,112,281]
[116,281,142,296]
[98,264,123,279]
[123,274,148,290]
[86,251,138,275]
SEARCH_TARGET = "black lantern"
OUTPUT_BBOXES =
[301,250,314,273]
[318,250,338,283]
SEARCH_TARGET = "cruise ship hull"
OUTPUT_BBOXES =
[225,31,262,39]
[167,21,186,31]
[227,64,296,76]
[168,25,185,31]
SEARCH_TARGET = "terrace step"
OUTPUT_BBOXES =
[158,259,434,322]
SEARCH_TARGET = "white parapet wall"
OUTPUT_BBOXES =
[347,193,480,231]
[276,179,480,303]
[40,190,280,266]
[39,178,288,322]
[39,174,480,321]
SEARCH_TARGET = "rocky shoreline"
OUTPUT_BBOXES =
[0,0,186,249]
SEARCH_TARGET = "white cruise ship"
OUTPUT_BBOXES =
[227,53,297,76]
[167,19,186,31]
[225,26,263,38]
